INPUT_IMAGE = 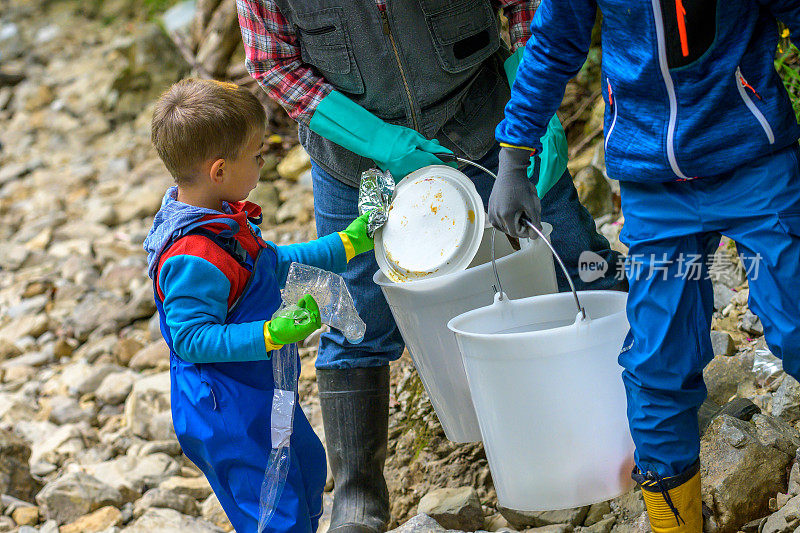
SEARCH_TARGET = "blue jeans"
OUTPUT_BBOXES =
[312,144,621,369]
[620,143,800,478]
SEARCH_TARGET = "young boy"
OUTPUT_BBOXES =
[143,78,374,533]
[490,2,800,531]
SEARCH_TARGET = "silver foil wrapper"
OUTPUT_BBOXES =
[358,168,395,237]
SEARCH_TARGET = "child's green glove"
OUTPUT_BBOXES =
[339,212,374,262]
[264,294,322,351]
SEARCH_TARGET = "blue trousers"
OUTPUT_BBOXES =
[619,143,800,478]
[312,144,621,369]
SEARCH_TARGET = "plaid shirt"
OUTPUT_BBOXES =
[237,0,538,125]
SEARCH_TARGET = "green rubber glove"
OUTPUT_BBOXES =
[503,48,569,198]
[264,294,322,349]
[309,90,454,182]
[339,211,374,262]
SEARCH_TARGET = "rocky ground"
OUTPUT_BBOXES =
[2,1,800,532]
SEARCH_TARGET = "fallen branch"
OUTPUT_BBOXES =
[569,125,603,158]
[562,88,601,130]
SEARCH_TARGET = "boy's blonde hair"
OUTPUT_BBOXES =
[151,78,266,183]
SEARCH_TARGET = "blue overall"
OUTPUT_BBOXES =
[154,225,327,533]
[619,143,800,478]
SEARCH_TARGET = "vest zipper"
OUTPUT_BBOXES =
[604,79,618,153]
[651,0,690,179]
[379,8,420,131]
[735,66,775,144]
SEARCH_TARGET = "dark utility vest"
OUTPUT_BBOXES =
[273,0,512,187]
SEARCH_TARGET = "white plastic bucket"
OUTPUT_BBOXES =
[447,290,635,510]
[375,224,557,443]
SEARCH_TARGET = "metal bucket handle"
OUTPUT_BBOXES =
[435,153,586,321]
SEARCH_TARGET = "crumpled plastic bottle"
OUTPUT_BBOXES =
[281,262,366,344]
[258,342,298,532]
[753,348,784,389]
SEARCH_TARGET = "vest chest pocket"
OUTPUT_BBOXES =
[295,8,364,95]
[419,0,500,73]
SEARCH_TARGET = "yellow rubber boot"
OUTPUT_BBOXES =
[637,463,703,533]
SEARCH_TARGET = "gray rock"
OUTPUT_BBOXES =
[739,311,764,337]
[710,331,735,357]
[584,502,611,526]
[121,507,223,533]
[47,395,92,425]
[0,314,49,343]
[158,476,214,501]
[29,422,89,466]
[387,513,447,532]
[201,493,232,531]
[73,364,121,397]
[0,242,29,270]
[124,371,173,440]
[584,515,615,533]
[499,506,589,529]
[132,488,199,518]
[709,245,747,290]
[521,525,573,533]
[96,371,137,406]
[752,414,800,456]
[0,427,40,502]
[761,493,800,533]
[81,453,180,502]
[138,440,182,457]
[128,340,169,371]
[36,472,123,525]
[703,351,756,406]
[418,487,484,531]
[788,463,800,497]
[0,515,15,532]
[713,284,737,311]
[773,377,800,422]
[610,490,645,520]
[701,415,795,532]
[276,145,311,181]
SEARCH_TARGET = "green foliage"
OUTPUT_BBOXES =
[775,29,800,123]
[398,373,433,460]
[142,0,182,18]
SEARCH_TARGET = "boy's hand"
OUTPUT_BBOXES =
[265,295,322,349]
[339,212,374,262]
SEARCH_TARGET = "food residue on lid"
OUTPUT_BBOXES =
[468,210,475,223]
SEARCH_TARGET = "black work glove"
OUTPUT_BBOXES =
[488,145,542,239]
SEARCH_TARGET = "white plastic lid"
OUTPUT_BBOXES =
[375,165,486,282]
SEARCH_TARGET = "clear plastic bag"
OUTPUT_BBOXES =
[258,342,298,532]
[753,348,784,388]
[281,262,366,343]
[358,168,394,237]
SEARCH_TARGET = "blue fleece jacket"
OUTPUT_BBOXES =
[497,0,800,183]
[143,188,348,364]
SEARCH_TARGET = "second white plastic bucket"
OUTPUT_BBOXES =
[375,224,557,443]
[448,291,635,510]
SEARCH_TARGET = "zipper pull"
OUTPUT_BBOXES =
[675,0,689,57]
[738,72,762,100]
[607,79,614,106]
